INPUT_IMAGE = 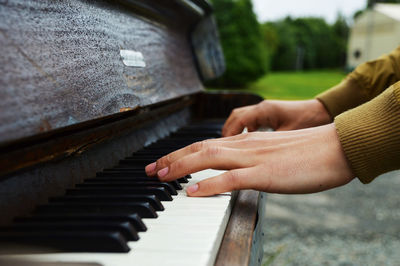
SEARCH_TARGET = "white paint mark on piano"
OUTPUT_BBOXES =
[120,50,146,68]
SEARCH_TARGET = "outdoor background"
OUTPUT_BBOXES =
[208,0,400,265]
[208,0,399,99]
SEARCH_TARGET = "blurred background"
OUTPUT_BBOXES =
[208,0,400,100]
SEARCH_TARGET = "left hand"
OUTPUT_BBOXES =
[145,123,355,197]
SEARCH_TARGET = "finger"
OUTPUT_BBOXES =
[145,140,214,176]
[155,147,254,182]
[186,166,262,197]
[222,108,243,136]
[146,136,251,176]
[222,116,239,137]
[222,107,253,137]
[223,117,247,137]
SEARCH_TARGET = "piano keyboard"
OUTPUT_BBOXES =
[0,121,235,266]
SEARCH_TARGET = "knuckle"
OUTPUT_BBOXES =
[260,165,273,191]
[226,171,241,190]
[204,146,221,158]
[158,154,171,167]
[171,159,183,173]
[191,141,205,152]
[165,153,173,164]
[237,118,246,127]
[231,107,244,116]
[156,157,165,168]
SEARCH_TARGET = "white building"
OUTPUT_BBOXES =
[347,3,400,69]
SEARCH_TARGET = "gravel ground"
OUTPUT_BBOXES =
[261,170,400,266]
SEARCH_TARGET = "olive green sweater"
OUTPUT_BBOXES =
[317,46,400,184]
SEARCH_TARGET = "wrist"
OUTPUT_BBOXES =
[310,99,332,124]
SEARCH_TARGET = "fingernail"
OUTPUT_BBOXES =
[187,183,199,194]
[157,167,169,178]
[145,162,157,173]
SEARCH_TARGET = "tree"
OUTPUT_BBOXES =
[261,15,349,71]
[209,0,268,87]
[368,0,400,8]
[332,13,349,67]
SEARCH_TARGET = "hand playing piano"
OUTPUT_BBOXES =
[145,123,355,197]
[222,99,332,137]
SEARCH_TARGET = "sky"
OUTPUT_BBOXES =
[252,0,367,23]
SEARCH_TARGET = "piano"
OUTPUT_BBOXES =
[0,0,267,265]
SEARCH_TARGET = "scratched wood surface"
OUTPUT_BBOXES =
[215,190,260,266]
[0,0,204,145]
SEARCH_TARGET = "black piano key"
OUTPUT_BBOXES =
[0,231,130,252]
[85,179,180,192]
[100,169,190,184]
[86,178,182,190]
[120,158,155,164]
[179,123,224,131]
[1,221,138,241]
[34,202,157,218]
[65,187,173,201]
[49,194,164,211]
[114,164,150,170]
[102,168,147,173]
[143,143,186,149]
[169,131,221,137]
[98,171,151,177]
[15,214,147,232]
[125,155,160,160]
[133,148,171,155]
[177,177,189,183]
[76,182,177,195]
[97,170,150,177]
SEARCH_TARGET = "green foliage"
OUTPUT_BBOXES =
[208,0,350,88]
[353,9,365,20]
[261,15,349,71]
[332,13,349,67]
[262,20,297,70]
[368,0,400,8]
[208,0,268,87]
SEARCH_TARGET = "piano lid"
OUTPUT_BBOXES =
[0,0,224,146]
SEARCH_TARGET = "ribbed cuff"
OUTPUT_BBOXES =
[334,83,400,183]
[317,77,370,118]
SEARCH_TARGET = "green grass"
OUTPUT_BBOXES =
[209,70,347,100]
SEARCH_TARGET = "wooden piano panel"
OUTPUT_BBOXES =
[0,0,203,144]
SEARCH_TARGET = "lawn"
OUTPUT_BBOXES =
[209,70,347,100]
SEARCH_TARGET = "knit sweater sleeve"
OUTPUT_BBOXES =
[334,82,400,183]
[317,46,400,118]
[316,46,400,183]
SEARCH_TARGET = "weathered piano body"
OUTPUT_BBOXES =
[0,1,266,265]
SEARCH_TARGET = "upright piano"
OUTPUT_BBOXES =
[0,1,267,265]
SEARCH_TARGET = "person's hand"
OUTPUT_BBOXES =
[145,123,355,197]
[222,99,332,137]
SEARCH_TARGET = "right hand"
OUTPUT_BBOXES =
[146,123,354,196]
[222,99,332,136]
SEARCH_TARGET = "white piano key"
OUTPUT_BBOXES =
[0,169,234,266]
